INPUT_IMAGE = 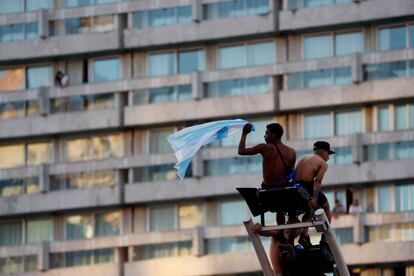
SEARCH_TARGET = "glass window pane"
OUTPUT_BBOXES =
[304,113,332,138]
[0,144,24,169]
[177,85,192,101]
[134,164,181,182]
[0,179,24,197]
[333,147,352,164]
[305,0,334,8]
[26,219,53,243]
[379,26,407,51]
[304,68,333,88]
[26,0,53,11]
[85,94,114,110]
[410,104,414,128]
[149,129,173,154]
[25,178,39,194]
[66,138,91,162]
[27,142,54,166]
[25,22,38,40]
[0,0,23,14]
[178,204,204,229]
[95,211,121,237]
[149,206,176,231]
[335,32,363,56]
[92,134,122,159]
[65,0,91,8]
[0,102,25,120]
[149,52,175,76]
[0,222,22,246]
[91,16,114,33]
[65,18,82,35]
[65,250,92,267]
[334,110,362,136]
[377,106,389,132]
[410,25,414,48]
[334,67,352,85]
[304,35,333,59]
[0,68,25,92]
[178,50,205,73]
[26,66,52,89]
[378,186,392,212]
[206,236,251,254]
[65,215,93,240]
[0,23,24,42]
[247,42,275,66]
[365,61,408,81]
[93,58,120,83]
[219,45,245,69]
[219,200,247,225]
[94,248,114,264]
[395,105,408,130]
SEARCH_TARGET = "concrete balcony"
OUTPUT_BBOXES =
[0,31,122,63]
[124,92,275,126]
[279,0,414,31]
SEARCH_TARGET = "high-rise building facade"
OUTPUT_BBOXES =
[0,0,413,275]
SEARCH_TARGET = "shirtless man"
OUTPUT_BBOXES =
[294,141,333,247]
[238,122,296,274]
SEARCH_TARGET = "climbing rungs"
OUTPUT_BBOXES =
[261,221,328,232]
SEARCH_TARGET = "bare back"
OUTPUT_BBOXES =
[261,143,296,186]
[294,154,326,183]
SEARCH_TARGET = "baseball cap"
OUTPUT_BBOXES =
[313,141,335,155]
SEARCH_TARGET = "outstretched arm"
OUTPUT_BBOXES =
[238,124,264,155]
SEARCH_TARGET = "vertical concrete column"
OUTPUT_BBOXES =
[115,14,127,49]
[351,132,364,164]
[270,76,279,111]
[114,247,126,276]
[38,87,50,116]
[39,164,50,193]
[353,213,366,244]
[191,70,203,100]
[192,227,205,256]
[282,0,289,10]
[268,0,279,31]
[192,0,203,22]
[127,12,134,29]
[114,92,125,126]
[351,53,363,83]
[37,9,49,39]
[37,241,49,271]
[127,246,135,262]
[116,170,125,204]
[191,151,203,178]
[128,168,134,185]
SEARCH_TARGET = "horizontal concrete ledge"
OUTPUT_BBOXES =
[279,0,414,31]
[365,211,414,226]
[279,77,414,111]
[43,264,118,276]
[343,241,414,265]
[0,109,122,139]
[0,185,121,216]
[124,14,275,49]
[124,93,275,126]
[0,32,121,63]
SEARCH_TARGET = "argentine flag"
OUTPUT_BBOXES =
[167,119,254,179]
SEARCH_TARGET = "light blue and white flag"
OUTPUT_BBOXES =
[167,119,254,179]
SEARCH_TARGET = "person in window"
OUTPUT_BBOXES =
[349,198,363,214]
[294,141,333,248]
[238,122,296,275]
[332,199,346,217]
[55,71,69,87]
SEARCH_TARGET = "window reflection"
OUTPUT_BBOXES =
[93,58,120,83]
[0,144,24,169]
[26,66,52,89]
[0,68,25,92]
[27,142,54,166]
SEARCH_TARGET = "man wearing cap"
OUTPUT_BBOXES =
[294,141,334,247]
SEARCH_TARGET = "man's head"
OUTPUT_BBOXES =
[313,141,335,161]
[264,123,283,143]
[335,199,341,206]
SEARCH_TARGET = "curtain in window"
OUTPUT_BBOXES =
[304,113,331,138]
[149,52,175,76]
[149,206,176,231]
[0,222,22,246]
[149,130,173,153]
[26,219,53,243]
[304,35,333,59]
[27,142,54,166]
[335,111,362,136]
[95,211,121,237]
[219,200,247,225]
[0,144,24,169]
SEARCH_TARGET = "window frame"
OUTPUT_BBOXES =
[90,56,122,83]
[25,63,54,89]
[146,204,178,232]
[376,22,414,52]
[146,127,177,154]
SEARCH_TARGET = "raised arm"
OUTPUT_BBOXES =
[238,124,265,156]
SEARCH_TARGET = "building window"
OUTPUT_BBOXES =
[149,129,174,154]
[26,65,53,89]
[378,24,414,51]
[0,144,25,169]
[133,241,192,260]
[65,211,120,240]
[218,200,249,226]
[205,76,268,98]
[93,58,120,83]
[0,23,38,42]
[304,113,331,138]
[368,223,414,242]
[0,178,39,197]
[218,42,275,69]
[377,106,390,132]
[287,67,351,90]
[0,68,25,92]
[203,0,268,20]
[27,141,54,166]
[395,103,414,130]
[287,0,352,10]
[0,255,37,274]
[52,93,115,113]
[50,16,114,36]
[334,111,362,136]
[378,185,392,213]
[50,249,114,268]
[26,0,53,11]
[26,219,53,244]
[65,133,122,162]
[204,156,261,176]
[0,101,25,120]
[0,221,22,246]
[50,170,116,191]
[331,147,353,165]
[365,142,414,161]
[149,206,176,231]
[133,85,192,105]
[178,204,205,229]
[304,32,363,59]
[133,164,189,182]
[205,236,251,254]
[364,60,414,81]
[0,0,23,14]
[65,0,121,8]
[148,204,204,232]
[148,49,205,77]
[396,183,414,212]
[333,228,353,244]
[132,6,192,29]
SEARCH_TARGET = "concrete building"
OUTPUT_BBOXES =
[0,0,413,275]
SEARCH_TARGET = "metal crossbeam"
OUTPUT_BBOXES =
[261,221,326,232]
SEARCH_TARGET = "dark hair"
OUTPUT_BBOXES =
[266,123,283,139]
